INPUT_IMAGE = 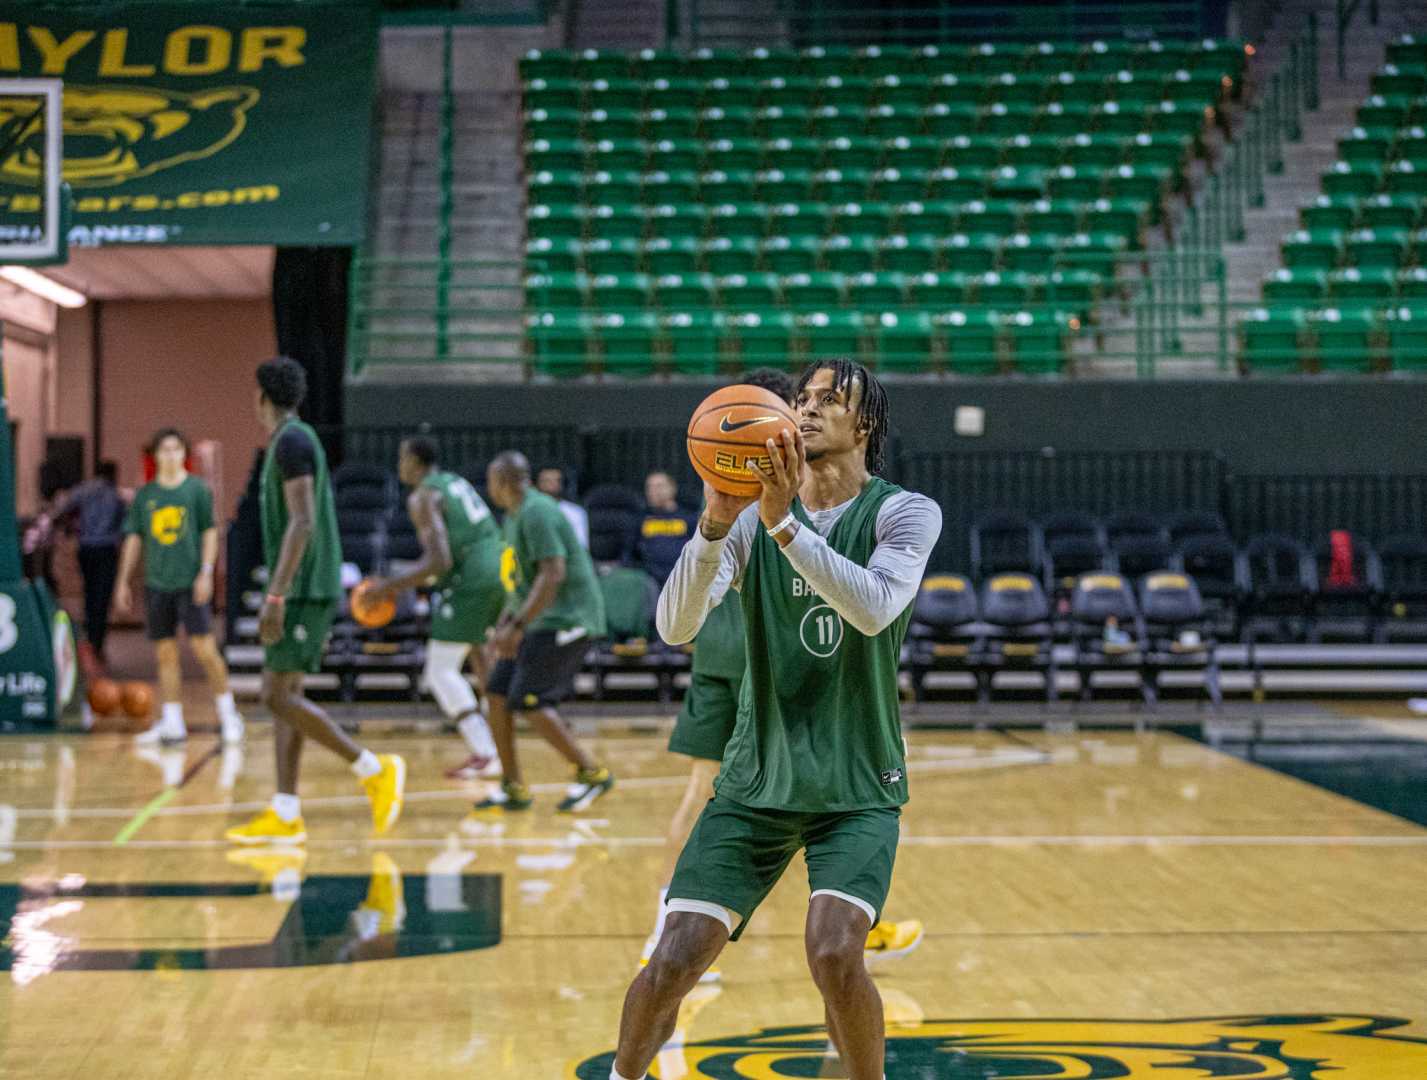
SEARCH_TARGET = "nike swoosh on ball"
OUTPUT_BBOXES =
[719,414,780,433]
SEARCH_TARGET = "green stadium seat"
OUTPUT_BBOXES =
[760,235,822,274]
[701,236,761,275]
[662,311,722,374]
[592,137,650,171]
[873,311,936,372]
[754,167,814,203]
[1057,230,1130,272]
[942,134,1000,170]
[1024,41,1080,76]
[1281,229,1343,271]
[1328,266,1395,309]
[593,310,658,375]
[703,137,762,171]
[1046,165,1107,201]
[762,137,823,171]
[718,272,782,308]
[1085,198,1148,246]
[521,49,575,82]
[1148,100,1208,144]
[873,74,928,108]
[1360,193,1421,231]
[592,107,651,141]
[856,45,913,79]
[586,169,645,206]
[526,137,588,172]
[640,169,698,205]
[1005,310,1069,373]
[591,272,652,309]
[1004,135,1063,170]
[929,73,987,106]
[883,136,946,171]
[1109,71,1167,109]
[1387,35,1427,66]
[525,106,584,140]
[1371,64,1427,97]
[699,169,757,204]
[1337,126,1396,166]
[585,203,647,242]
[1387,159,1427,196]
[927,166,988,200]
[653,272,715,308]
[529,311,590,376]
[583,237,643,275]
[647,137,704,172]
[642,236,700,275]
[1357,92,1412,128]
[1104,164,1168,207]
[526,237,584,274]
[1063,133,1125,170]
[1309,306,1380,372]
[937,310,1001,374]
[979,103,1042,137]
[1001,232,1061,273]
[821,234,879,273]
[1263,268,1328,305]
[723,310,795,368]
[870,167,926,202]
[1346,227,1410,268]
[1398,126,1427,161]
[707,202,766,240]
[1023,198,1082,236]
[974,270,1036,307]
[1239,307,1307,372]
[960,199,1020,235]
[829,201,893,238]
[1044,269,1103,317]
[1322,160,1384,198]
[643,77,703,110]
[528,169,584,206]
[755,105,811,139]
[524,77,584,112]
[1166,68,1226,108]
[988,166,1047,201]
[1386,305,1427,369]
[526,203,584,241]
[781,271,846,307]
[817,135,882,169]
[1127,131,1192,177]
[863,104,920,138]
[846,271,907,307]
[1398,266,1427,301]
[811,168,872,203]
[631,49,689,79]
[796,309,866,358]
[1091,100,1149,137]
[1081,40,1137,75]
[1301,194,1361,232]
[766,201,829,239]
[701,106,757,140]
[909,271,971,306]
[808,105,858,137]
[942,233,1002,274]
[988,73,1044,107]
[526,271,589,309]
[573,49,631,81]
[1036,101,1097,135]
[876,233,941,273]
[759,75,816,108]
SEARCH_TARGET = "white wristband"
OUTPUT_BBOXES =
[766,513,797,538]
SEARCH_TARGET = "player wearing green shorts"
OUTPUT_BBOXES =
[640,370,923,986]
[366,436,506,778]
[224,357,405,847]
[611,360,942,1080]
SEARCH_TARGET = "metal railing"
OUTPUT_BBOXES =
[1336,0,1379,80]
[686,0,1206,49]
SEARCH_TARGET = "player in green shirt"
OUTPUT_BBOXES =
[365,435,507,778]
[225,357,406,847]
[115,427,244,746]
[473,450,614,814]
[611,360,942,1080]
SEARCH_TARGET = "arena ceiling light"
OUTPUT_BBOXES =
[0,265,87,308]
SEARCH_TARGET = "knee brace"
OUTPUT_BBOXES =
[423,640,478,718]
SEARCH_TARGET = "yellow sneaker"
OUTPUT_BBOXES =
[864,918,924,965]
[355,852,406,936]
[224,808,306,846]
[361,754,407,835]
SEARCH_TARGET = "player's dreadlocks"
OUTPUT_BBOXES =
[795,358,889,474]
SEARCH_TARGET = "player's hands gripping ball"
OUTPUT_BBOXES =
[756,428,807,533]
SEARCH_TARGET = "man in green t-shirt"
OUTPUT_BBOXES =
[610,360,942,1080]
[224,357,405,848]
[472,450,613,815]
[115,427,244,746]
[365,435,506,779]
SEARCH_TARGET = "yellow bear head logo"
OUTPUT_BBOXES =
[150,505,186,545]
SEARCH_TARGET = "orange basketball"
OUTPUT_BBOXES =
[687,384,799,497]
[121,681,155,721]
[351,579,396,629]
[87,677,122,716]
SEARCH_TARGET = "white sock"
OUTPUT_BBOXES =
[457,712,497,757]
[610,1069,645,1080]
[272,793,301,822]
[351,749,381,779]
[215,691,239,721]
[161,702,185,732]
[651,886,669,941]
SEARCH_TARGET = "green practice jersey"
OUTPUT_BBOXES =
[501,489,606,637]
[420,470,502,589]
[260,419,342,601]
[125,475,213,591]
[691,594,746,680]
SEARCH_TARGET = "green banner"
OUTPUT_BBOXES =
[0,2,378,246]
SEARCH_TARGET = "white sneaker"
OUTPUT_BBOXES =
[221,713,246,744]
[134,720,187,746]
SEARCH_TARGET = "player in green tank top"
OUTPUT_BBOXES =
[225,357,407,850]
[612,361,942,1080]
[366,436,508,779]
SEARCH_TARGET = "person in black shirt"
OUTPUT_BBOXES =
[636,470,697,585]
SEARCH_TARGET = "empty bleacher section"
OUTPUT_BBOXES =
[1242,34,1427,371]
[518,38,1245,376]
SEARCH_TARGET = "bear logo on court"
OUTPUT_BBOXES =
[571,1014,1427,1078]
[149,505,186,546]
[0,83,259,188]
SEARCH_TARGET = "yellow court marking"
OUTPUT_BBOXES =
[111,787,178,845]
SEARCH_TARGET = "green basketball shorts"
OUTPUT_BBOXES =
[667,792,900,940]
[264,600,337,674]
[429,580,505,646]
[668,670,741,762]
